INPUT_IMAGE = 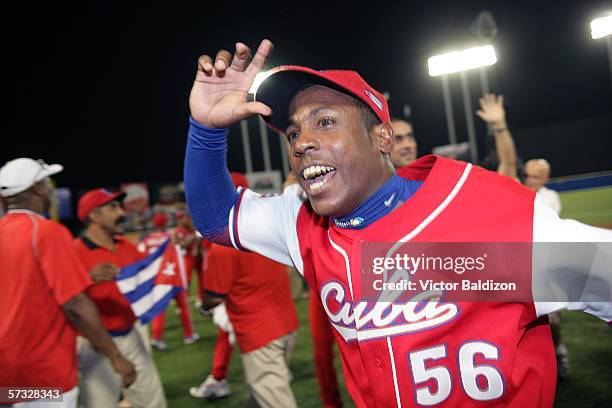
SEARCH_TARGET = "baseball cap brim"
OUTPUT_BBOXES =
[255,66,365,133]
[36,164,64,182]
[100,191,127,207]
[77,190,127,221]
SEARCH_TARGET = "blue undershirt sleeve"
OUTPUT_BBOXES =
[184,117,237,246]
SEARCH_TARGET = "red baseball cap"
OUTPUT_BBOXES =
[152,212,169,228]
[254,65,390,133]
[78,188,126,222]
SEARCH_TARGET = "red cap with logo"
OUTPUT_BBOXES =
[254,65,390,133]
[78,188,126,222]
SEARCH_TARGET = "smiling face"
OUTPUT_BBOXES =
[285,85,394,217]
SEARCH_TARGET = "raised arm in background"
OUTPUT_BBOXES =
[476,94,519,180]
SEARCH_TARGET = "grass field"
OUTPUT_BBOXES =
[559,186,612,227]
[153,296,611,407]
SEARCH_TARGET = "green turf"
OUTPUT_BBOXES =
[560,186,612,227]
[153,297,610,407]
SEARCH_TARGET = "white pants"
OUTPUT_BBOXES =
[13,387,78,408]
[77,328,166,408]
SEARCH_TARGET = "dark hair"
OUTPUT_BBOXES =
[353,98,381,132]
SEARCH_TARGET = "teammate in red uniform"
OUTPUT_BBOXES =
[184,40,612,408]
[190,173,299,406]
[73,188,167,408]
[141,211,198,350]
[0,159,135,407]
[138,212,171,255]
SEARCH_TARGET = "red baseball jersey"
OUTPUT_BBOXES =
[0,211,92,392]
[203,243,299,353]
[228,155,612,408]
[174,226,197,276]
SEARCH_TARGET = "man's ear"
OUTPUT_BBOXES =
[87,209,100,226]
[31,180,49,198]
[373,122,394,154]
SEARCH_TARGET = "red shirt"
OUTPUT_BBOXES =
[204,244,299,353]
[72,235,144,332]
[0,211,92,391]
[231,155,612,407]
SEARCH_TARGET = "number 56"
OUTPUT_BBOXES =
[408,341,505,406]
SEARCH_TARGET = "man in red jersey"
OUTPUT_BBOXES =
[73,188,166,408]
[142,211,198,350]
[0,158,135,407]
[191,173,300,407]
[184,39,612,408]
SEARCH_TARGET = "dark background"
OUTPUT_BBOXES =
[3,0,612,191]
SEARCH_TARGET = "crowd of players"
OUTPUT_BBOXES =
[0,38,606,408]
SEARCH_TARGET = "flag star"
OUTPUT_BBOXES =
[162,262,176,276]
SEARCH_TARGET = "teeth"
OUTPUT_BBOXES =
[302,165,335,180]
[310,180,325,191]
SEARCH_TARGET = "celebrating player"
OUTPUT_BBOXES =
[184,39,612,407]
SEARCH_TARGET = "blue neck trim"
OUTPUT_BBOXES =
[332,174,422,230]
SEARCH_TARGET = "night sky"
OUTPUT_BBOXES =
[4,0,612,192]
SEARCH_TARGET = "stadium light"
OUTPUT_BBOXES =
[428,45,497,163]
[590,14,612,89]
[249,70,273,94]
[591,14,612,39]
[428,45,497,77]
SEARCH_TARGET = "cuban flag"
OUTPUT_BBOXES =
[116,240,187,324]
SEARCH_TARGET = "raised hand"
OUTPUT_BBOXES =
[476,94,506,127]
[189,40,274,128]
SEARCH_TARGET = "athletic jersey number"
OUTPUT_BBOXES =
[408,341,504,406]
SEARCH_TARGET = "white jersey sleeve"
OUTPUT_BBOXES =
[536,186,562,215]
[229,184,306,274]
[532,197,612,322]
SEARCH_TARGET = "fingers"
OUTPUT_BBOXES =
[215,49,232,72]
[246,39,274,76]
[475,110,485,119]
[197,39,273,78]
[479,93,502,109]
[234,101,273,120]
[478,97,486,110]
[230,42,251,71]
[197,55,213,74]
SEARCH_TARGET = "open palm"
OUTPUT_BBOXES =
[476,93,506,125]
[189,40,273,128]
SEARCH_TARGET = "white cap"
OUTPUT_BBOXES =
[0,158,63,197]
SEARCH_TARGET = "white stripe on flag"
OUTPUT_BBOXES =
[131,284,174,317]
[116,257,163,294]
